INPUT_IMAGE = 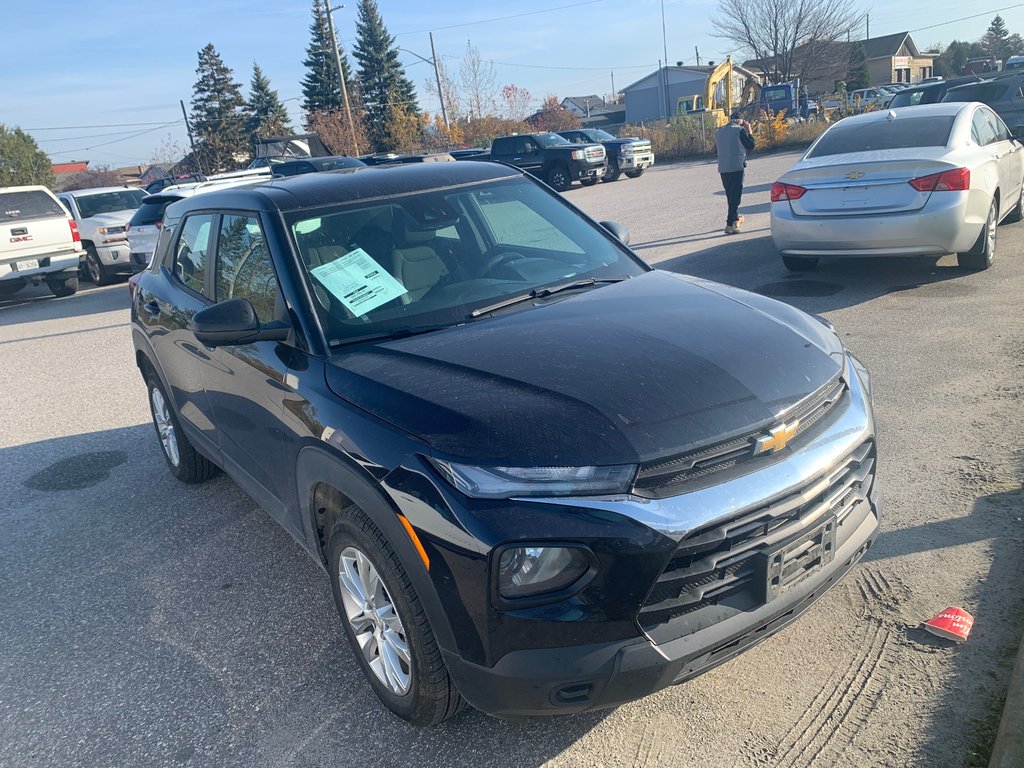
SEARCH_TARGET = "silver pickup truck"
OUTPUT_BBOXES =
[0,186,82,298]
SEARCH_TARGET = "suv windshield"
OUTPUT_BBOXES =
[288,177,645,345]
[942,83,1011,104]
[808,116,956,157]
[534,133,571,148]
[585,129,616,141]
[0,190,65,222]
[75,189,146,218]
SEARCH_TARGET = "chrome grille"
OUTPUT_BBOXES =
[638,441,876,640]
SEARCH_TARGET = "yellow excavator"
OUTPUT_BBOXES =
[676,56,760,127]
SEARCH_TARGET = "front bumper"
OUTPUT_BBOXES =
[445,503,877,717]
[95,241,135,273]
[571,162,606,181]
[436,355,878,717]
[770,192,983,256]
[619,153,654,170]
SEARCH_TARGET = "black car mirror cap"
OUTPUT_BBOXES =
[190,297,290,346]
[600,220,630,245]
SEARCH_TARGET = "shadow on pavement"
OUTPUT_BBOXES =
[0,281,129,325]
[1,426,608,768]
[658,234,975,315]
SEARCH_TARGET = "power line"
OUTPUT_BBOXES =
[909,2,1024,33]
[23,120,186,131]
[48,120,183,156]
[395,0,608,36]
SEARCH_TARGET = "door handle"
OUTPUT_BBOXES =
[142,300,160,317]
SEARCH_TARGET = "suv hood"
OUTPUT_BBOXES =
[325,271,844,466]
[84,211,135,229]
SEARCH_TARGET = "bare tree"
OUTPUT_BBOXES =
[500,84,532,121]
[713,0,861,83]
[459,40,497,119]
[149,134,185,166]
[423,57,462,122]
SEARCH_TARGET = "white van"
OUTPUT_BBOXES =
[0,186,82,298]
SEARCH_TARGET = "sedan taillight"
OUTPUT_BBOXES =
[69,219,81,242]
[909,167,970,192]
[771,182,807,202]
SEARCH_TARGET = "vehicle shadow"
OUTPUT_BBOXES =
[1,426,609,768]
[657,234,974,315]
[0,281,129,325]
[865,454,1024,766]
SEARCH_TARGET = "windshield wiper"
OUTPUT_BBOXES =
[328,323,458,348]
[469,276,628,318]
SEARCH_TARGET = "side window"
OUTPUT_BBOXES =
[972,110,997,145]
[215,214,279,321]
[516,137,535,154]
[986,109,1012,141]
[174,213,215,295]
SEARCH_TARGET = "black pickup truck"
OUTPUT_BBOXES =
[458,133,606,191]
[558,129,655,182]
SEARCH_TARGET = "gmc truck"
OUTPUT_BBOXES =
[459,133,606,191]
[558,129,654,181]
[0,185,82,298]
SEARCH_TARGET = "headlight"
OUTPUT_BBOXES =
[620,145,634,157]
[497,546,592,599]
[430,460,637,498]
[571,149,585,160]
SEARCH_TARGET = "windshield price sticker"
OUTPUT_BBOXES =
[310,247,408,315]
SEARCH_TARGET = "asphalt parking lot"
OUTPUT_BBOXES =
[2,151,1023,768]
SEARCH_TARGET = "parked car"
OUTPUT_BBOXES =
[961,56,997,76]
[0,185,82,298]
[770,102,1024,271]
[847,87,889,109]
[272,155,366,176]
[557,129,654,181]
[942,73,1024,137]
[146,175,205,194]
[885,76,989,108]
[56,186,147,285]
[127,173,275,269]
[357,153,455,166]
[457,133,606,190]
[1004,55,1024,72]
[131,161,879,725]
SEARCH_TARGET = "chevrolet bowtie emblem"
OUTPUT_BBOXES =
[846,171,865,180]
[753,420,800,455]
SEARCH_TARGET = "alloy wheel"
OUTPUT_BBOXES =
[88,255,101,284]
[338,546,412,695]
[150,387,180,467]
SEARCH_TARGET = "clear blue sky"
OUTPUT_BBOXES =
[4,0,1022,166]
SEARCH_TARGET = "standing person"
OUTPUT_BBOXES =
[716,112,756,234]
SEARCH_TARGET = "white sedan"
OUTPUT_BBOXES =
[770,102,1024,271]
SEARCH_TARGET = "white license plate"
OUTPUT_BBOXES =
[15,259,39,271]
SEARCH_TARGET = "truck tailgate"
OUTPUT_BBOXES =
[1,190,78,263]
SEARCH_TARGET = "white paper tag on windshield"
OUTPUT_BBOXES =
[310,247,407,315]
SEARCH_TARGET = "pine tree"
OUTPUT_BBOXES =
[247,63,291,138]
[301,0,355,121]
[353,0,419,151]
[983,15,1010,57]
[0,124,54,187]
[190,43,248,171]
[846,42,870,90]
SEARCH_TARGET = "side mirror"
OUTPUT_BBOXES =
[599,220,630,245]
[190,297,290,346]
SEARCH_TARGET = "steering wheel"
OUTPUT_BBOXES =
[481,249,528,275]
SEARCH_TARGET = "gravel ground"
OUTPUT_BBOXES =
[1,153,1022,767]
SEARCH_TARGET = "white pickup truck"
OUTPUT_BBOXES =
[0,186,82,298]
[57,186,147,285]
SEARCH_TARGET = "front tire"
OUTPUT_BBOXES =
[625,168,645,178]
[547,165,571,192]
[86,247,113,286]
[782,255,819,271]
[46,275,79,297]
[327,508,464,726]
[145,370,217,483]
[958,200,997,271]
[604,160,621,182]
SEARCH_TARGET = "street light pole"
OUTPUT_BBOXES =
[325,4,359,155]
[400,41,449,131]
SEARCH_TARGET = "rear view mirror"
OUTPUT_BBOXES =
[600,220,630,245]
[190,298,290,346]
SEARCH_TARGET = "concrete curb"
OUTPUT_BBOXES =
[989,627,1024,767]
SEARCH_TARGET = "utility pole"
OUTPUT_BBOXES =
[866,13,870,41]
[326,4,360,155]
[179,99,202,174]
[695,46,701,66]
[610,71,616,99]
[660,0,670,120]
[429,33,449,130]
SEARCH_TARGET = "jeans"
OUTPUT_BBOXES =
[720,170,744,226]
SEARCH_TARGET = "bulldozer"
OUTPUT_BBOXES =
[676,56,760,127]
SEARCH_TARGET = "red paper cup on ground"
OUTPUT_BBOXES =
[923,607,974,641]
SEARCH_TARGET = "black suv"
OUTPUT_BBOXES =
[943,73,1024,136]
[131,162,879,725]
